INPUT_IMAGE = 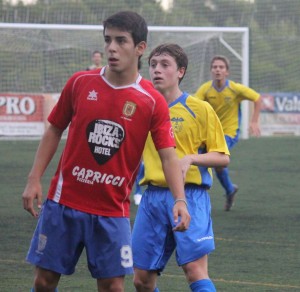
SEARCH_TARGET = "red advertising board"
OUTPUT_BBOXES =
[0,93,45,136]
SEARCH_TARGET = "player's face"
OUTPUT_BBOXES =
[211,60,229,82]
[149,53,184,93]
[92,53,102,67]
[104,27,145,74]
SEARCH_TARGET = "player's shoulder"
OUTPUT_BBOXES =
[187,94,203,104]
[203,80,213,87]
[139,78,165,99]
[198,80,213,90]
[187,94,211,106]
[195,81,213,97]
[182,94,217,126]
[71,68,100,78]
[140,78,155,90]
[186,94,215,113]
[140,78,154,87]
[68,68,101,84]
[228,80,248,90]
[228,80,259,95]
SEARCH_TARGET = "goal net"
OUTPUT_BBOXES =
[0,24,249,137]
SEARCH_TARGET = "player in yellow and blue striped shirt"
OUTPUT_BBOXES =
[194,55,261,211]
[132,44,230,292]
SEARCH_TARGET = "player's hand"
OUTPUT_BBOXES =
[22,178,43,218]
[172,200,191,232]
[180,156,192,181]
[249,122,261,137]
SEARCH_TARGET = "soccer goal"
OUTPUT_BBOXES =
[0,23,249,138]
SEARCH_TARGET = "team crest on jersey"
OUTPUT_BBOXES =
[87,90,98,101]
[86,119,125,165]
[171,117,184,133]
[122,101,136,118]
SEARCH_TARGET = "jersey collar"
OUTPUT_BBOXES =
[100,66,142,89]
[212,79,229,92]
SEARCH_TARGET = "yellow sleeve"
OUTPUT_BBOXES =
[234,82,260,103]
[194,82,211,101]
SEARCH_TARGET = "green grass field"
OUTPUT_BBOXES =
[0,137,299,291]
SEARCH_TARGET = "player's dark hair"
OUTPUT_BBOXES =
[148,43,188,84]
[103,11,148,46]
[103,11,148,70]
[211,55,230,70]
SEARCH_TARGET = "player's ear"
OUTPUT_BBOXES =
[136,41,147,57]
[178,67,186,79]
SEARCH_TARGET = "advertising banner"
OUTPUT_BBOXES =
[260,93,300,136]
[0,93,45,136]
[1,92,300,137]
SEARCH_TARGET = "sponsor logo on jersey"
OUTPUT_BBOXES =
[72,166,125,186]
[171,117,184,133]
[86,119,125,165]
[122,101,136,118]
[87,90,98,101]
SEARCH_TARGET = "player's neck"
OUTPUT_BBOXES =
[214,79,226,89]
[104,66,139,87]
[163,87,182,104]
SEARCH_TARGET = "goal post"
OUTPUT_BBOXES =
[0,23,249,138]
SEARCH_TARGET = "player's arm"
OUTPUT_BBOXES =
[250,95,261,137]
[158,147,191,232]
[179,100,230,178]
[22,124,64,217]
[180,152,230,179]
[239,84,261,137]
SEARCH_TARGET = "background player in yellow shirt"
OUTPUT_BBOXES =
[194,55,261,211]
[132,44,230,292]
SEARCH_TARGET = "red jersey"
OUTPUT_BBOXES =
[47,67,175,217]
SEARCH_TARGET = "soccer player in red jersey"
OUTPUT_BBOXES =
[22,11,190,292]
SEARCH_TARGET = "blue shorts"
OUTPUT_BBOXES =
[225,131,239,150]
[26,200,133,278]
[132,185,215,272]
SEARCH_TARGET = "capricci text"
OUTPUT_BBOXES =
[72,166,125,186]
